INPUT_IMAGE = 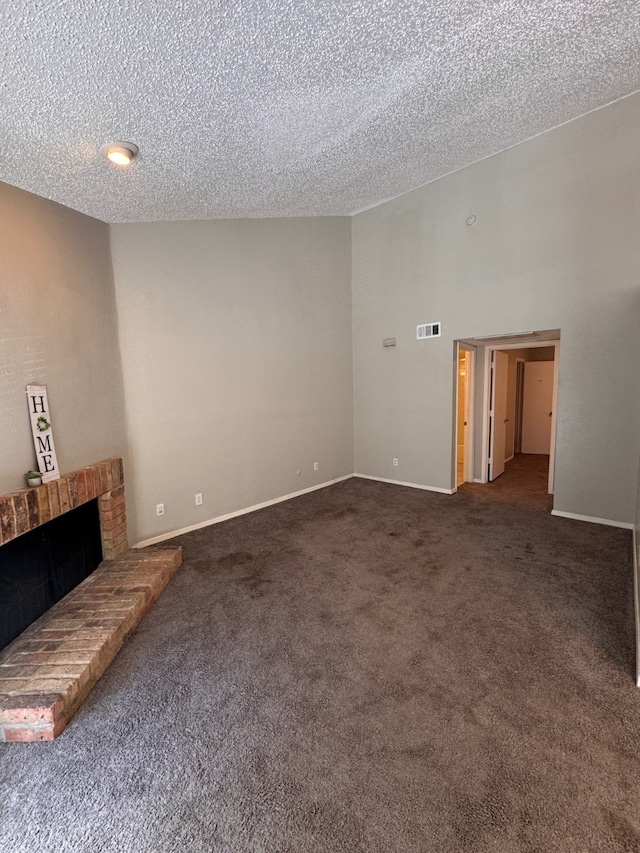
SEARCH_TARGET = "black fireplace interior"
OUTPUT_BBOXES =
[0,499,102,652]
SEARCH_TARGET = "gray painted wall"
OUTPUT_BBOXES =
[636,454,640,554]
[635,445,640,685]
[352,93,640,524]
[637,464,640,538]
[110,217,353,543]
[0,182,127,495]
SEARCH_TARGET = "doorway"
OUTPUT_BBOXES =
[455,345,475,487]
[454,330,560,505]
[486,342,558,494]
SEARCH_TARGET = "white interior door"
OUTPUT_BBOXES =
[489,351,509,481]
[522,361,554,454]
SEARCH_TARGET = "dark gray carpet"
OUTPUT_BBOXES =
[1,477,638,852]
[460,453,554,512]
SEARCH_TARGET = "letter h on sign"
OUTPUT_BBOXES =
[26,385,60,482]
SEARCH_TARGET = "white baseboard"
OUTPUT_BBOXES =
[472,478,485,484]
[550,509,634,530]
[633,527,640,688]
[353,473,456,495]
[134,475,354,548]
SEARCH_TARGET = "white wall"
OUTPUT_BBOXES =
[0,181,128,494]
[110,217,353,543]
[352,93,640,525]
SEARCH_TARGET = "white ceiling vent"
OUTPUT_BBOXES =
[417,322,441,340]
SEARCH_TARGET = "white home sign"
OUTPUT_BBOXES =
[26,385,60,482]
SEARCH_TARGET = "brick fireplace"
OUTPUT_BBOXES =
[0,459,182,741]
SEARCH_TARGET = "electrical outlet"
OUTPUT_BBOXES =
[313,462,319,471]
[156,503,164,516]
[392,458,398,467]
[195,493,203,506]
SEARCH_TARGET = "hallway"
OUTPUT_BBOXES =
[458,453,552,511]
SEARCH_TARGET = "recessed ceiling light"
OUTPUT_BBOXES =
[99,141,139,167]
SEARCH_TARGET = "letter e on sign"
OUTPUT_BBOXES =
[26,385,60,482]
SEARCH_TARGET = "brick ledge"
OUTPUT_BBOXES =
[0,547,182,742]
[0,458,128,560]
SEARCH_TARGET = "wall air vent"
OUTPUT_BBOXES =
[417,322,441,340]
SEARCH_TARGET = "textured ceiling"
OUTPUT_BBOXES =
[1,1,639,222]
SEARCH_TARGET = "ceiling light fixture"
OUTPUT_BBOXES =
[100,141,139,166]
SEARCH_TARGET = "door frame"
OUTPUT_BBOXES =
[453,343,476,488]
[511,357,526,459]
[488,350,510,482]
[480,340,560,493]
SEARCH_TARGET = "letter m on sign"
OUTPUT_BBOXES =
[36,435,52,454]
[26,385,60,483]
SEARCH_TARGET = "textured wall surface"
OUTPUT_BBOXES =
[111,217,353,543]
[0,182,128,495]
[637,462,640,532]
[1,0,639,221]
[352,93,640,525]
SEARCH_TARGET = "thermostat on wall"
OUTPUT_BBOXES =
[417,322,441,340]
